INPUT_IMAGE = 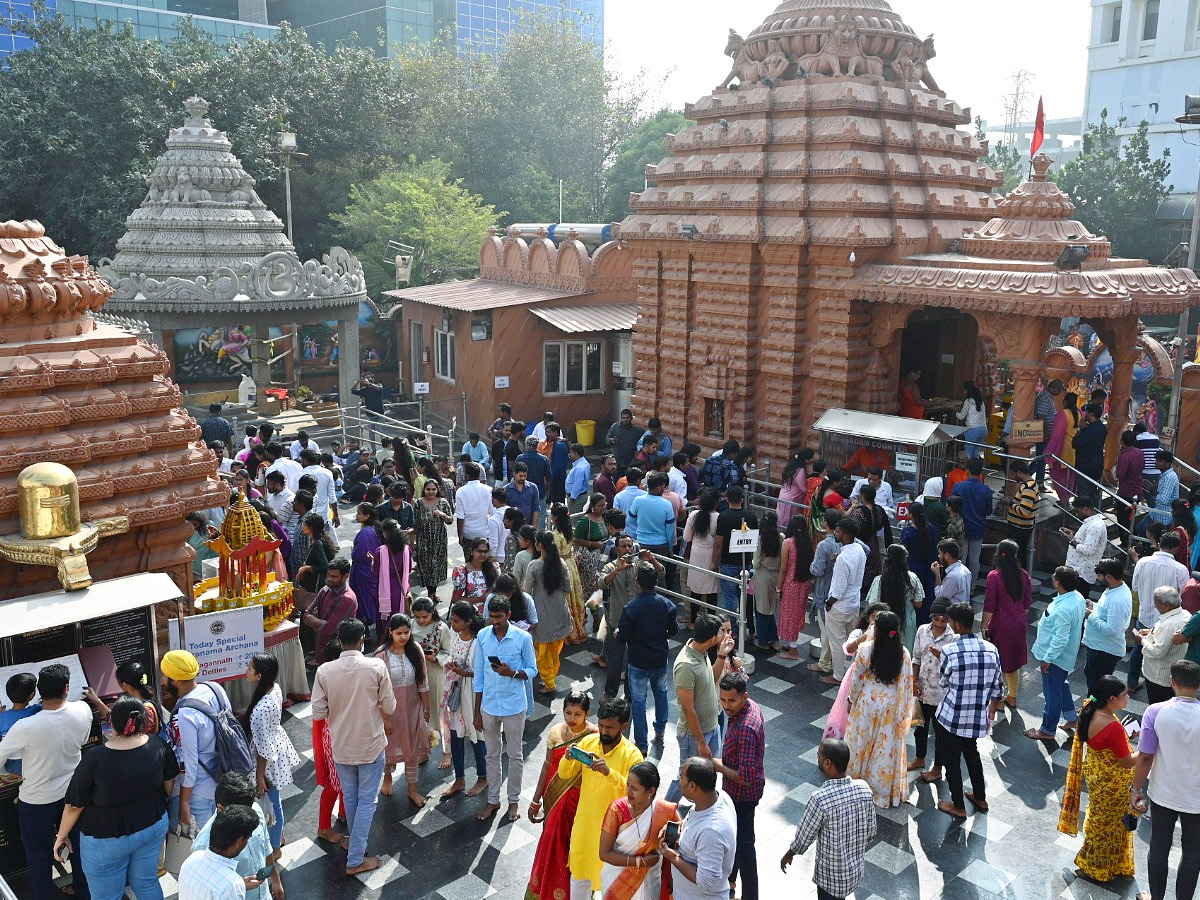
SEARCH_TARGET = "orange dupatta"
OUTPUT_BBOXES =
[602,799,679,900]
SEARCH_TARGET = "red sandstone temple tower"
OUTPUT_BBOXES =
[625,1,1002,461]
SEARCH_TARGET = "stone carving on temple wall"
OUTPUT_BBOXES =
[798,16,883,78]
[717,31,790,90]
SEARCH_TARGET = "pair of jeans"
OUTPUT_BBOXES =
[913,701,939,764]
[1148,801,1200,900]
[1040,663,1078,734]
[963,538,983,598]
[334,749,386,867]
[19,798,89,900]
[729,800,758,900]
[79,813,168,900]
[665,727,721,803]
[935,719,985,809]
[626,663,670,753]
[482,710,526,805]
[188,794,217,833]
[753,611,778,646]
[1084,646,1121,695]
[264,785,284,850]
[1127,620,1146,689]
[962,426,988,460]
[1007,523,1032,567]
[718,563,744,615]
[450,730,487,780]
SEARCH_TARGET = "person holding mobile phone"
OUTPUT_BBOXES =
[188,774,278,900]
[659,756,737,900]
[179,805,264,900]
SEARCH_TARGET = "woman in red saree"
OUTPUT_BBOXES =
[526,692,597,900]
[599,761,679,900]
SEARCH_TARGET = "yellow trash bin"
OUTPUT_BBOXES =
[575,419,596,446]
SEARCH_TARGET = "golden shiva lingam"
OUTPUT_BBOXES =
[0,463,130,590]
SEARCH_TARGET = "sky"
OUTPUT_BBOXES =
[604,0,1092,135]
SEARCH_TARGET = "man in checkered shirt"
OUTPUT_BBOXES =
[933,602,1005,819]
[780,739,875,900]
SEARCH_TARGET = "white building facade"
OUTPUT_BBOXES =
[1085,0,1200,199]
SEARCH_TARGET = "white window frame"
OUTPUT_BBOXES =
[435,328,455,383]
[543,340,604,395]
[1141,0,1159,42]
[1106,2,1122,43]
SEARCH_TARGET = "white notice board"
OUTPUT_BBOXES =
[0,653,88,703]
[729,529,759,554]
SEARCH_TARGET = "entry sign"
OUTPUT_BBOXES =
[895,451,918,474]
[729,527,759,554]
[1011,419,1043,443]
[413,381,430,395]
[169,607,264,682]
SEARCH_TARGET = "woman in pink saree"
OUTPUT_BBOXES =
[1046,392,1079,504]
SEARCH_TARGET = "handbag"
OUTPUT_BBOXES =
[446,679,463,713]
[163,826,193,876]
[909,697,924,730]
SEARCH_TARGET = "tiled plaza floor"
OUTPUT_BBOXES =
[18,559,1184,900]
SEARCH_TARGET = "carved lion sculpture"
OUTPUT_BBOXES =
[891,35,940,91]
[716,29,788,90]
[799,15,882,77]
[170,172,212,204]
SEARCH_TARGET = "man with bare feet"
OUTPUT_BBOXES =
[312,619,396,876]
[473,595,537,822]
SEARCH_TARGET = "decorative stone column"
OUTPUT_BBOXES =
[1006,360,1044,462]
[1106,342,1141,471]
[338,310,361,414]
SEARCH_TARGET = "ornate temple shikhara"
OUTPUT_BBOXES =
[196,492,292,628]
[625,0,1200,466]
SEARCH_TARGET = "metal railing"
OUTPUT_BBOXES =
[0,875,17,900]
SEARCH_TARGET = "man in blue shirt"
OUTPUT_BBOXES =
[0,673,39,775]
[473,595,537,823]
[505,462,541,528]
[543,423,571,504]
[1026,565,1087,740]
[462,433,491,474]
[565,444,593,514]
[517,436,551,501]
[1082,558,1133,695]
[614,469,648,540]
[637,417,673,458]
[949,459,993,596]
[618,561,679,754]
[629,473,679,592]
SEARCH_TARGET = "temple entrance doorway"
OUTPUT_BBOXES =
[899,309,979,404]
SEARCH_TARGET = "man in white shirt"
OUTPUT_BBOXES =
[1129,531,1191,693]
[179,805,263,900]
[1130,659,1200,900]
[848,467,895,518]
[299,448,337,524]
[289,430,320,461]
[531,411,554,443]
[488,487,510,565]
[933,539,973,607]
[264,441,302,492]
[660,757,737,900]
[1136,587,1193,704]
[668,451,689,499]
[456,462,494,548]
[1064,496,1110,599]
[0,664,94,900]
[264,472,297,533]
[824,518,867,682]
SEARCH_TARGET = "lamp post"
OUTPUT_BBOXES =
[1167,97,1200,446]
[276,131,307,244]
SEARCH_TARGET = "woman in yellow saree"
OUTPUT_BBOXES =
[1058,675,1139,883]
[599,762,679,900]
[526,692,597,900]
[551,504,589,644]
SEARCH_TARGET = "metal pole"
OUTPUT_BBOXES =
[418,397,426,432]
[559,179,564,222]
[283,153,294,244]
[738,569,754,676]
[1167,162,1200,446]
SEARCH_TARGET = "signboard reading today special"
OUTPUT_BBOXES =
[169,607,264,682]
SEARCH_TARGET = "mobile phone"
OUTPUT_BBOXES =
[255,864,275,881]
[663,821,680,848]
[488,655,502,667]
[568,745,595,765]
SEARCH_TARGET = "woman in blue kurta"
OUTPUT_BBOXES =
[350,502,383,629]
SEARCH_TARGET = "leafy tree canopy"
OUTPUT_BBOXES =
[332,158,500,297]
[973,117,1025,194]
[604,108,688,222]
[0,11,410,261]
[1056,111,1173,264]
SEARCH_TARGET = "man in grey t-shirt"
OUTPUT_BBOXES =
[661,757,737,900]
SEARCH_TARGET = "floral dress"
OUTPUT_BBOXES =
[553,530,588,644]
[452,565,491,609]
[415,498,452,589]
[845,642,913,808]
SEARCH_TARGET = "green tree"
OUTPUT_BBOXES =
[604,108,689,222]
[974,117,1025,194]
[395,12,648,224]
[0,11,411,260]
[1057,110,1173,263]
[332,158,501,296]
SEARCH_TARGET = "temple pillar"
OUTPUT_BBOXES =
[338,311,360,414]
[1006,359,1044,462]
[1105,343,1140,471]
[251,325,272,394]
[1177,366,1200,471]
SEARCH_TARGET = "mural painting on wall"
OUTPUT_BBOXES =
[1052,320,1162,422]
[299,302,396,373]
[173,326,286,383]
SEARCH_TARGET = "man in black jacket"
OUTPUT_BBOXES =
[1071,402,1108,506]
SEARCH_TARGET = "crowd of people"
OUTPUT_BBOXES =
[4,399,1200,900]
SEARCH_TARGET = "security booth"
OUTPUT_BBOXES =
[812,408,966,505]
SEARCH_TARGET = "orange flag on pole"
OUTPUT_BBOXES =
[1030,97,1045,157]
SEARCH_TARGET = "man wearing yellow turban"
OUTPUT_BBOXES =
[161,650,232,830]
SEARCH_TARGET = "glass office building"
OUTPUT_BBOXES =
[1,0,276,57]
[454,0,602,51]
[266,0,452,53]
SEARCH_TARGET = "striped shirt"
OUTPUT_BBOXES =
[1035,389,1057,434]
[1006,478,1039,528]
